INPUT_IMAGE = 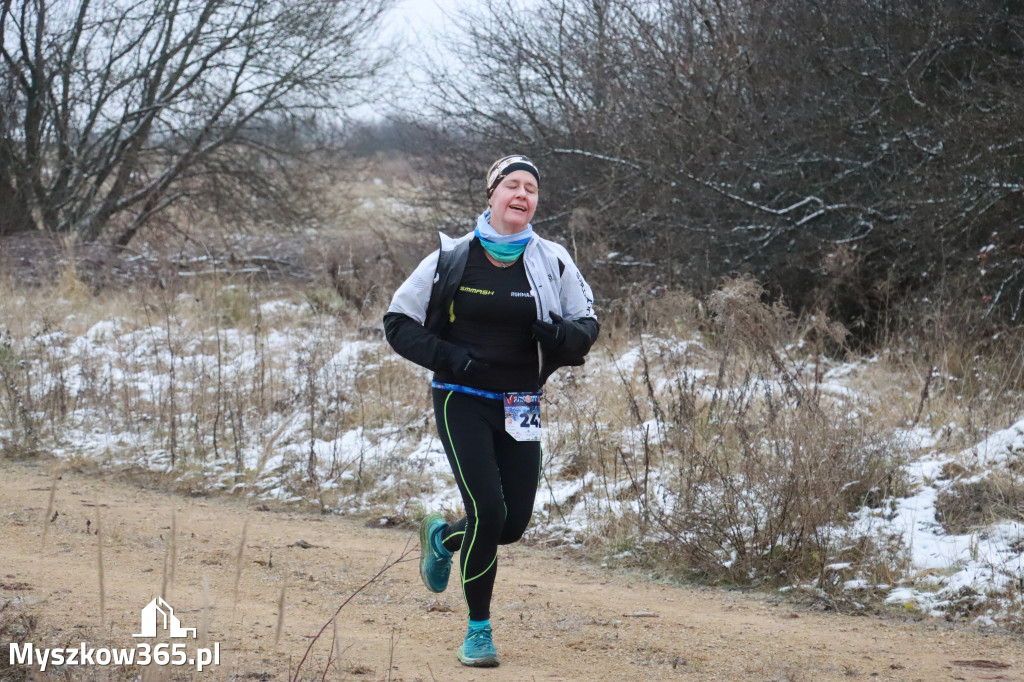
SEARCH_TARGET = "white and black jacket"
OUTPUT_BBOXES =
[383,230,599,386]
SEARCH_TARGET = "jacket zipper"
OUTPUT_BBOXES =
[522,241,546,382]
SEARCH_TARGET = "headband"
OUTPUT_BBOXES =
[486,155,540,197]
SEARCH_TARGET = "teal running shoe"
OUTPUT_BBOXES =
[418,512,452,593]
[457,626,499,667]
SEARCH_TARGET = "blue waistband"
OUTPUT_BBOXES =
[431,381,504,400]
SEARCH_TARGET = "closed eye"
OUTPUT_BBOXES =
[504,180,538,194]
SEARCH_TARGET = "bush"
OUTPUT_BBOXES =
[544,278,908,584]
[427,0,1024,340]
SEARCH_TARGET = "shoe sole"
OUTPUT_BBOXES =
[419,513,446,593]
[457,651,499,667]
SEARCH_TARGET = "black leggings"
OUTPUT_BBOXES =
[432,388,542,622]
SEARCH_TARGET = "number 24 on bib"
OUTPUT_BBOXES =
[503,392,542,441]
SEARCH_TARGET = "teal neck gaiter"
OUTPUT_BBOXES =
[475,210,534,263]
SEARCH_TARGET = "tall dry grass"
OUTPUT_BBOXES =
[1,247,1021,613]
[875,300,1024,446]
[538,278,908,586]
[0,248,431,516]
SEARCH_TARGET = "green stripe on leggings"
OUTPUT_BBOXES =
[442,392,490,607]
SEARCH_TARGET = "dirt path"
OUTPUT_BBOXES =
[2,459,1023,682]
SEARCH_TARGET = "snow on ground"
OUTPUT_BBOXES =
[968,420,1024,468]
[5,299,1024,626]
[848,422,1024,623]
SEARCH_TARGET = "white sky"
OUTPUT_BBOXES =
[383,0,466,71]
[349,0,467,119]
[358,0,539,119]
[385,0,461,40]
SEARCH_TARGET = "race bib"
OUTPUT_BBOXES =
[503,392,542,441]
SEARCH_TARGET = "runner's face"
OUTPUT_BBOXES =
[487,170,538,235]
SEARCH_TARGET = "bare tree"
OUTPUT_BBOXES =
[0,0,393,245]
[426,0,1024,333]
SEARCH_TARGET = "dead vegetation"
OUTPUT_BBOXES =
[936,475,1024,535]
[539,278,909,589]
[0,601,37,682]
[3,170,1024,628]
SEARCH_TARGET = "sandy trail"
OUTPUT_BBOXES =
[2,458,1022,681]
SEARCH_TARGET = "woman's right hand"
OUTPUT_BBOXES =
[447,346,491,381]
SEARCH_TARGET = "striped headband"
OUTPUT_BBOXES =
[486,155,540,197]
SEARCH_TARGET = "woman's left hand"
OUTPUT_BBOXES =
[532,312,568,349]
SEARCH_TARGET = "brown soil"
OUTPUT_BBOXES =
[2,458,1023,682]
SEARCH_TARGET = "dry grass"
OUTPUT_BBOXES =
[2,225,1022,626]
[871,304,1024,449]
[538,278,911,587]
[936,474,1024,535]
[0,602,38,682]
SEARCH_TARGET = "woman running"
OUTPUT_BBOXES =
[383,155,599,667]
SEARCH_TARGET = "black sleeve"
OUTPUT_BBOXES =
[560,316,600,359]
[383,311,459,373]
[539,316,599,387]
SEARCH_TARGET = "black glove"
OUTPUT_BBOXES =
[532,311,568,350]
[447,345,491,381]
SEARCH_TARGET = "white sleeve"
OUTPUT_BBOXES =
[559,255,596,321]
[387,250,440,325]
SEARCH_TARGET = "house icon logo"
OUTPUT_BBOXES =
[133,597,197,638]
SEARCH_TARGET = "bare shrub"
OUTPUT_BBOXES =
[936,474,1024,535]
[426,0,1024,338]
[547,278,909,585]
[1,0,394,246]
[0,333,37,457]
[878,303,1024,446]
[602,287,706,342]
[312,231,428,317]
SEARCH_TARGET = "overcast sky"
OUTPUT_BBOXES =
[363,0,537,120]
[387,0,460,39]
[384,0,465,72]
[347,0,465,119]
